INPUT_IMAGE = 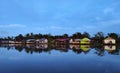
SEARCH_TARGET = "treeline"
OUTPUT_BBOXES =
[0,32,120,44]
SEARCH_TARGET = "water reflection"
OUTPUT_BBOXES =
[0,44,119,56]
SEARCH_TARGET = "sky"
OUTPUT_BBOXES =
[0,0,120,37]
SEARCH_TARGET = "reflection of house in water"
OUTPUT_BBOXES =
[26,44,48,49]
[36,38,48,44]
[104,45,116,53]
[70,45,82,54]
[104,37,116,45]
[35,44,48,49]
[0,44,9,47]
[81,38,90,45]
[69,39,81,44]
[55,45,69,52]
[55,38,69,45]
[69,45,80,49]
[81,45,90,52]
[26,44,35,48]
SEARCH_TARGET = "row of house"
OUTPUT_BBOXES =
[0,38,48,44]
[0,37,116,45]
[26,38,48,44]
[56,37,116,45]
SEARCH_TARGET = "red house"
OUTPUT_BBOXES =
[55,38,69,45]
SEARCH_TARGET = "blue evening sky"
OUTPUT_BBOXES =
[0,0,120,37]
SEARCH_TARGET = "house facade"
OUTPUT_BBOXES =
[69,39,81,44]
[81,38,90,45]
[26,39,35,44]
[1,40,9,44]
[36,38,48,44]
[104,37,116,44]
[55,38,69,45]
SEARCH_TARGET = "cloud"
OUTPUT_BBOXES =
[103,7,114,14]
[35,26,72,31]
[99,19,120,26]
[35,19,120,33]
[0,24,26,28]
[73,19,120,34]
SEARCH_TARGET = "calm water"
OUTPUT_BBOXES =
[0,45,120,73]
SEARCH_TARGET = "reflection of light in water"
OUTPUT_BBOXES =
[104,45,116,52]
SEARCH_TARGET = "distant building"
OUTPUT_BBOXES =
[55,38,69,45]
[104,37,116,44]
[81,38,90,44]
[14,41,22,44]
[0,40,15,44]
[36,38,48,44]
[69,39,81,44]
[9,40,15,44]
[26,39,35,44]
[0,40,9,44]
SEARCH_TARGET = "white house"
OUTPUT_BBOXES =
[104,37,116,44]
[36,38,48,44]
[26,39,35,44]
[69,39,81,44]
[9,40,15,44]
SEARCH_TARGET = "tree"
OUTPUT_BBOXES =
[15,34,24,41]
[72,32,82,39]
[82,32,90,38]
[108,33,118,39]
[63,34,68,38]
[93,32,105,45]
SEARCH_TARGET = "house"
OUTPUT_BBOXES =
[36,38,48,44]
[104,45,116,53]
[81,45,90,52]
[14,41,22,44]
[104,37,116,45]
[81,38,90,45]
[69,39,81,44]
[8,40,15,44]
[26,39,35,44]
[55,38,69,45]
[0,40,9,44]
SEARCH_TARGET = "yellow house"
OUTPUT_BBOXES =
[81,38,90,44]
[104,37,116,44]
